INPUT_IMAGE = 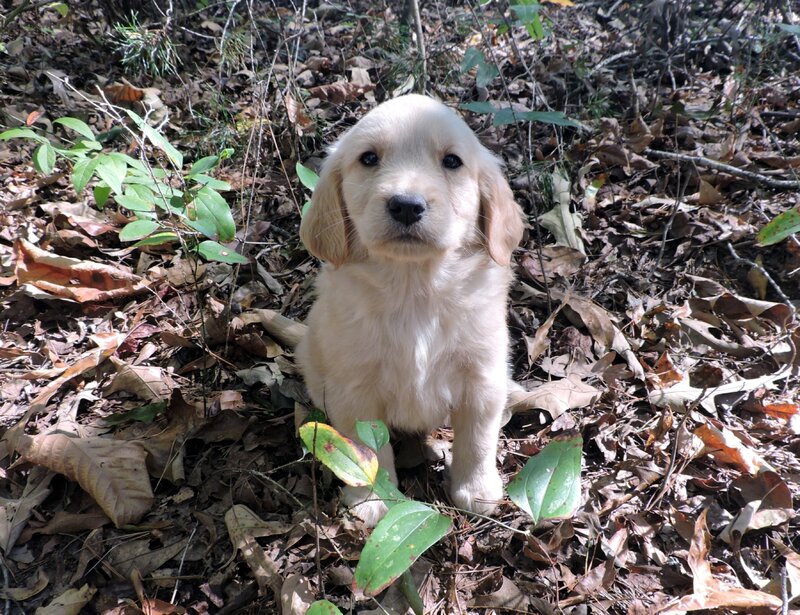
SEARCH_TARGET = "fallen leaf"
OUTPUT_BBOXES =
[106,356,175,402]
[0,469,54,553]
[14,433,154,527]
[14,238,149,302]
[504,375,602,423]
[694,421,773,474]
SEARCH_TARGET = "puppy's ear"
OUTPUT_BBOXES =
[479,155,524,266]
[300,153,350,266]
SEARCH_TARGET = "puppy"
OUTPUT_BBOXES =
[296,94,524,525]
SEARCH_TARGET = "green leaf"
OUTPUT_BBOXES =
[126,110,183,168]
[306,601,343,615]
[459,48,499,88]
[460,47,484,73]
[71,157,99,194]
[193,185,236,241]
[48,2,69,16]
[778,23,800,35]
[103,401,166,425]
[0,127,48,143]
[296,162,319,191]
[188,155,220,178]
[298,422,378,487]
[356,419,390,452]
[54,117,95,140]
[119,219,160,242]
[372,468,408,509]
[301,200,313,218]
[116,193,155,213]
[196,240,249,264]
[134,231,178,247]
[94,185,111,208]
[507,435,582,524]
[354,501,451,596]
[94,154,127,195]
[189,174,231,190]
[517,110,581,128]
[460,101,497,114]
[757,206,800,246]
[33,143,56,174]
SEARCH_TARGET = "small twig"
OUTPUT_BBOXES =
[725,242,796,315]
[408,0,427,88]
[170,525,197,604]
[643,148,800,190]
[781,563,789,615]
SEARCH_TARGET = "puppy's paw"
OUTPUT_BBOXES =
[450,470,503,516]
[342,485,388,527]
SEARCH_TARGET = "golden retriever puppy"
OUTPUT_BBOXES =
[296,94,524,525]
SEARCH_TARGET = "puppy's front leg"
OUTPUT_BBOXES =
[449,385,505,516]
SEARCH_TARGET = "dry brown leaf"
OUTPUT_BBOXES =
[248,308,307,348]
[0,568,48,601]
[224,504,290,596]
[40,202,116,237]
[33,584,96,615]
[560,292,645,380]
[308,80,371,104]
[106,356,175,402]
[106,535,189,578]
[14,238,149,302]
[525,295,567,364]
[0,469,54,553]
[693,421,773,474]
[469,576,531,611]
[14,433,153,527]
[281,573,315,615]
[721,472,795,545]
[284,93,314,135]
[504,375,602,423]
[660,509,783,613]
[520,246,587,281]
[697,179,723,205]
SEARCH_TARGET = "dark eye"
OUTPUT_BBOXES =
[443,153,463,169]
[360,151,379,167]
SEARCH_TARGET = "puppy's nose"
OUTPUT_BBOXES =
[387,194,426,226]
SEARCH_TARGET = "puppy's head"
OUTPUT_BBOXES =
[300,94,523,266]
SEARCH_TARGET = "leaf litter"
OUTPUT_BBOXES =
[1,1,799,613]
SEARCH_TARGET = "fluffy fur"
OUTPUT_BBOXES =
[296,94,524,525]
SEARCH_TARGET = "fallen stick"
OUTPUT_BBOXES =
[643,148,800,190]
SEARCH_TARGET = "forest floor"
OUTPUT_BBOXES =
[1,1,800,613]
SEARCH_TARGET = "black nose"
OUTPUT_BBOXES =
[387,194,426,226]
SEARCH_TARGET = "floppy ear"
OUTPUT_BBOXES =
[479,156,524,266]
[299,153,350,266]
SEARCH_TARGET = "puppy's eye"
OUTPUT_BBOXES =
[359,151,380,167]
[442,154,463,170]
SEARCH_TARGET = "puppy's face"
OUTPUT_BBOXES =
[337,97,482,261]
[301,95,523,266]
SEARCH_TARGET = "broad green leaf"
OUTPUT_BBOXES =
[400,570,424,615]
[460,47,484,73]
[67,139,102,155]
[103,401,166,425]
[354,501,451,596]
[0,127,47,143]
[778,23,800,35]
[356,419,389,452]
[757,206,800,246]
[94,154,127,195]
[306,601,343,615]
[460,101,497,114]
[296,162,319,191]
[119,219,160,242]
[126,109,183,168]
[116,193,155,213]
[196,240,249,264]
[186,217,217,240]
[71,157,99,194]
[134,231,178,247]
[518,110,581,128]
[298,422,378,487]
[189,174,231,190]
[507,435,582,524]
[188,155,220,178]
[48,2,68,16]
[94,185,111,208]
[33,143,56,174]
[372,468,408,509]
[54,117,95,140]
[301,200,313,218]
[510,3,541,21]
[193,186,236,241]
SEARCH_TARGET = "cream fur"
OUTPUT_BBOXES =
[297,94,524,525]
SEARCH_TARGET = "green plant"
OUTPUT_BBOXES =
[0,114,248,265]
[757,206,800,246]
[113,13,181,77]
[299,418,583,608]
[296,161,319,217]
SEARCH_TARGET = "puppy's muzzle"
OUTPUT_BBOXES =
[387,194,426,227]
